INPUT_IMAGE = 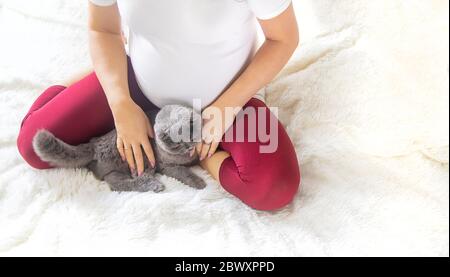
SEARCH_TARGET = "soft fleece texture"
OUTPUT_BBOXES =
[0,0,448,256]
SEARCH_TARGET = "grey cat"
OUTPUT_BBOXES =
[32,105,206,192]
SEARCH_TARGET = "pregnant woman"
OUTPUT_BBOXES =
[17,0,301,211]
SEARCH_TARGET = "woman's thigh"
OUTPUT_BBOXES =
[17,72,115,169]
[218,98,301,211]
[17,58,155,169]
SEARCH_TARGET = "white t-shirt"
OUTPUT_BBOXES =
[90,0,292,109]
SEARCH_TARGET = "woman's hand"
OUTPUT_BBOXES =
[111,98,156,176]
[195,102,239,160]
[89,3,154,174]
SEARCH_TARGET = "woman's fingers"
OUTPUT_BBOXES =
[132,143,144,176]
[195,142,219,160]
[207,141,220,158]
[116,137,126,161]
[121,137,155,176]
[196,142,203,156]
[124,142,136,174]
[142,139,156,168]
[199,143,211,161]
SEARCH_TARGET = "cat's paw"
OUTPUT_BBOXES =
[184,176,207,190]
[139,181,165,193]
[192,180,207,190]
[150,182,165,193]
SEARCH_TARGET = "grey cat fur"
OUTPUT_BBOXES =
[32,105,206,192]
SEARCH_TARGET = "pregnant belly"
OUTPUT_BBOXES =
[129,32,257,110]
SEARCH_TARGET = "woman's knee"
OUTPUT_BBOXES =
[220,155,301,211]
[244,165,300,211]
[15,85,67,170]
[16,125,51,170]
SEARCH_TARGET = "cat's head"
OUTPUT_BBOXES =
[154,105,202,155]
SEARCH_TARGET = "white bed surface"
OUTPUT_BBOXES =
[0,0,448,256]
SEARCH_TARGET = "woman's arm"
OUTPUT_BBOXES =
[197,4,299,159]
[215,3,299,109]
[88,3,128,108]
[88,3,155,176]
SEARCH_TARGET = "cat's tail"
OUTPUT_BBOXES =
[32,129,94,168]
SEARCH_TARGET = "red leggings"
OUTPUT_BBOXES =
[17,60,300,211]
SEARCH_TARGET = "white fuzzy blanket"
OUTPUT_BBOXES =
[0,0,448,256]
